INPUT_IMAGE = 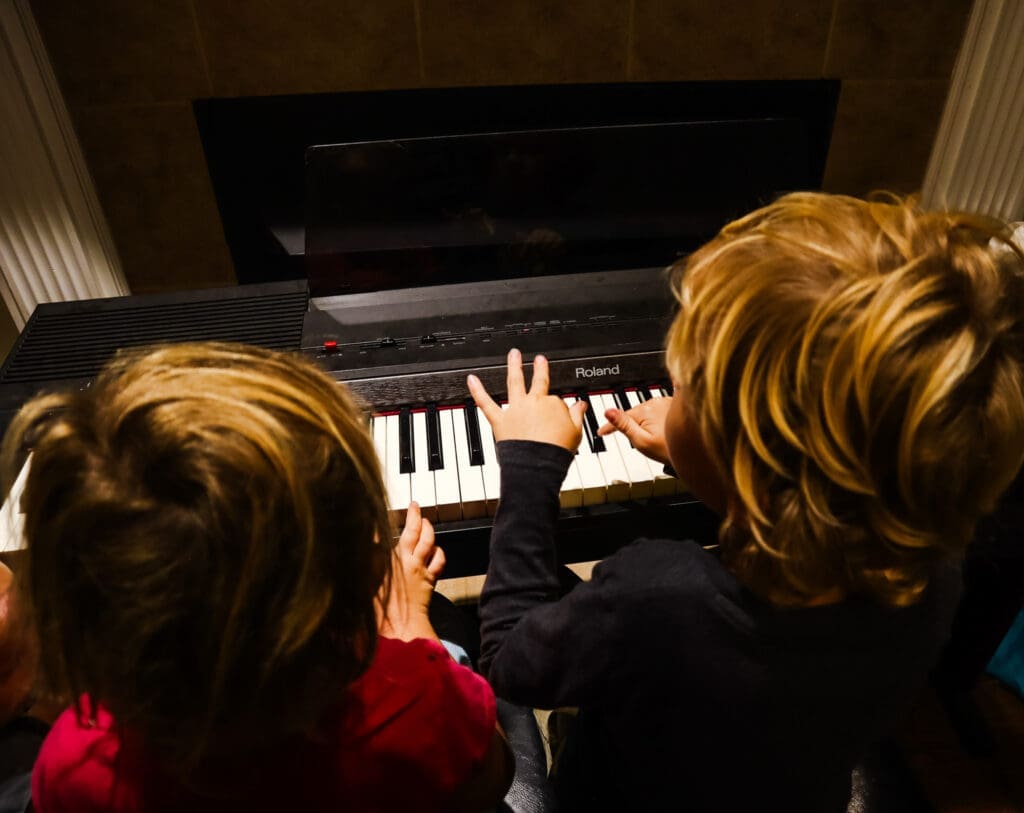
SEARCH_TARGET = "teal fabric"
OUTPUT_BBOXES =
[987,606,1024,696]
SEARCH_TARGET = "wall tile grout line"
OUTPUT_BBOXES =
[186,0,214,96]
[412,0,426,84]
[821,0,841,76]
[625,0,636,80]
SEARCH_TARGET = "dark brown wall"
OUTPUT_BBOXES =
[30,0,972,295]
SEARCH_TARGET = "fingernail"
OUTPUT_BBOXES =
[509,348,521,360]
[467,374,478,385]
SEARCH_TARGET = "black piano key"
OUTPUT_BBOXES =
[426,404,443,471]
[578,392,606,453]
[636,386,651,402]
[398,408,414,474]
[464,399,485,466]
[613,388,638,448]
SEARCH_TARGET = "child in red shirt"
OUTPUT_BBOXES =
[3,343,511,812]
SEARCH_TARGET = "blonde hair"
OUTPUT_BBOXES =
[666,192,1024,606]
[1,343,393,768]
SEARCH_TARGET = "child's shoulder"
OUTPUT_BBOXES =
[593,537,735,604]
[357,637,492,713]
[328,638,497,802]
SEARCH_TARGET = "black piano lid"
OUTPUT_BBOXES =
[194,80,838,288]
[304,117,819,298]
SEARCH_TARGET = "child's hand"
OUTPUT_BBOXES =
[598,396,673,465]
[467,349,587,452]
[377,502,445,642]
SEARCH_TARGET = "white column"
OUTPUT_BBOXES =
[0,0,127,329]
[922,0,1024,221]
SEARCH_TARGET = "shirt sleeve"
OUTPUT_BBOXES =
[478,440,631,709]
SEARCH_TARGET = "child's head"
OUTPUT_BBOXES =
[665,192,1024,606]
[1,343,392,765]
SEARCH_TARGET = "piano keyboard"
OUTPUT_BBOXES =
[370,385,684,523]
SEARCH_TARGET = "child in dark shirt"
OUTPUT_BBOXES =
[468,192,1024,812]
[4,343,511,812]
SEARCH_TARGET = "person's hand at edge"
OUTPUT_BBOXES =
[377,502,444,643]
[467,349,587,452]
[598,396,672,465]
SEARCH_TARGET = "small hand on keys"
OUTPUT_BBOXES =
[377,502,445,642]
[467,349,587,451]
[598,395,673,465]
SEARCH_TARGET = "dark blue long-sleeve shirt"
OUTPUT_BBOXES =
[479,440,960,812]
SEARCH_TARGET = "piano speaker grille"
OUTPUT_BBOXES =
[0,287,309,384]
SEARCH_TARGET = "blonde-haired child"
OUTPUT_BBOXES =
[6,343,511,812]
[468,193,1024,812]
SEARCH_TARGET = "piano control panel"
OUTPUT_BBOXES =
[301,267,674,406]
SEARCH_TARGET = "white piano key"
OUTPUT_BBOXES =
[410,410,438,522]
[563,396,607,506]
[434,408,463,522]
[625,390,676,497]
[648,387,685,494]
[595,393,654,498]
[383,414,411,519]
[372,414,387,480]
[477,407,502,515]
[452,407,487,519]
[586,394,632,503]
[558,450,585,510]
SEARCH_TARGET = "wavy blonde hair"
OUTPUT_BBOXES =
[666,192,1024,606]
[1,343,393,769]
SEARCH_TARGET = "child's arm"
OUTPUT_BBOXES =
[377,505,516,809]
[469,351,632,706]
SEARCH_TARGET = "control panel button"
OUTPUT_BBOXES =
[323,340,338,353]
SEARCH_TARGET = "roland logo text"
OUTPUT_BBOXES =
[575,364,620,379]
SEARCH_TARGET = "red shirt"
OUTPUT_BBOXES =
[32,637,496,812]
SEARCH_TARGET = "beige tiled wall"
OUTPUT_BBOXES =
[29,0,974,294]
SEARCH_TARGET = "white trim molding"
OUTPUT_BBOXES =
[0,0,127,329]
[922,0,1024,220]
